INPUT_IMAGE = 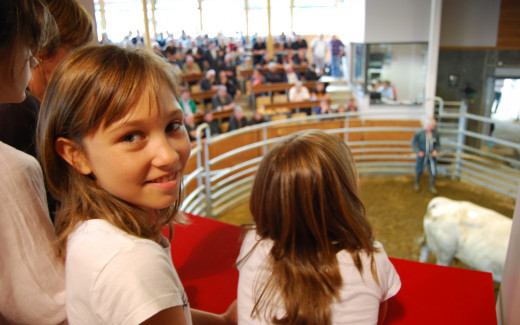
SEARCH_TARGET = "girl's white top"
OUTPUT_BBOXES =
[66,219,192,325]
[237,230,401,324]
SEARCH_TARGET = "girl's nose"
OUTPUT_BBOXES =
[151,136,179,167]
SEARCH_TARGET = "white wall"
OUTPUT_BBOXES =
[364,0,430,43]
[440,0,500,47]
[338,0,366,43]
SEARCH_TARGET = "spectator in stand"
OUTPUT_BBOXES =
[212,85,236,112]
[184,113,198,142]
[293,49,309,67]
[348,98,358,112]
[182,55,201,75]
[273,37,285,64]
[313,97,333,115]
[265,62,284,83]
[310,34,328,74]
[179,89,200,115]
[314,81,328,99]
[283,63,301,84]
[304,63,319,81]
[199,110,222,136]
[249,111,266,125]
[186,40,205,70]
[200,69,218,91]
[228,106,248,132]
[250,68,265,87]
[221,53,238,80]
[259,52,276,69]
[252,37,266,67]
[203,41,219,72]
[289,80,310,103]
[329,35,345,77]
[217,70,241,99]
[292,34,308,52]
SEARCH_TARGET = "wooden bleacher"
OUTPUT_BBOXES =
[181,72,205,85]
[190,89,217,103]
[238,65,308,79]
[193,109,234,124]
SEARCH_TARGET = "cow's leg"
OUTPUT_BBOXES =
[434,251,454,266]
[419,244,430,262]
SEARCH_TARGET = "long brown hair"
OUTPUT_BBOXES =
[38,0,94,58]
[37,45,183,259]
[248,129,379,325]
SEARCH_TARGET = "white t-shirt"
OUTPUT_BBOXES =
[66,219,192,325]
[0,142,66,324]
[288,86,310,102]
[237,231,401,325]
[311,38,328,59]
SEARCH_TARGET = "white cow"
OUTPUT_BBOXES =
[419,196,512,282]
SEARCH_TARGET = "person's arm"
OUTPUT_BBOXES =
[140,306,188,325]
[191,300,237,325]
[377,301,388,325]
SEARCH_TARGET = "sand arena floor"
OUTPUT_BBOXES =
[217,174,516,269]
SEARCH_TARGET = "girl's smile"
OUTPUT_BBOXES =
[146,171,179,190]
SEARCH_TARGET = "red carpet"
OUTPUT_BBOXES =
[166,214,497,324]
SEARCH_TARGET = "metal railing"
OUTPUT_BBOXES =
[181,100,520,218]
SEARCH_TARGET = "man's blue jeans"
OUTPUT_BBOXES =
[331,54,342,77]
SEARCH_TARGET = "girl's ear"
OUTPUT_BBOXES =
[55,137,93,175]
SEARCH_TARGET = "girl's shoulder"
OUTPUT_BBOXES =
[67,219,168,264]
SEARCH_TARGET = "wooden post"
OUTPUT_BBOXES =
[99,0,107,31]
[266,0,273,55]
[198,0,203,34]
[141,0,151,48]
[245,0,249,41]
[151,0,157,37]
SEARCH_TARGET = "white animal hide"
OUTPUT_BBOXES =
[420,196,512,282]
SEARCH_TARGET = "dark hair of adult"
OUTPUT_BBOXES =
[0,0,58,85]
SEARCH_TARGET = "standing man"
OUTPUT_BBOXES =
[412,119,440,194]
[310,34,328,74]
[329,35,344,77]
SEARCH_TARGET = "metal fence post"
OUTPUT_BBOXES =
[455,102,467,180]
[203,127,212,218]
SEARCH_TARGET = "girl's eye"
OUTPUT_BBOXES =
[166,120,182,133]
[121,132,143,143]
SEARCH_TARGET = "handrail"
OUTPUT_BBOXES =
[180,102,520,217]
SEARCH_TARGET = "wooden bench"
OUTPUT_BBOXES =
[193,109,234,124]
[181,72,204,85]
[191,89,217,102]
[261,100,320,114]
[239,65,309,79]
[250,81,316,95]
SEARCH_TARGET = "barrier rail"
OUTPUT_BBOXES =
[181,99,520,218]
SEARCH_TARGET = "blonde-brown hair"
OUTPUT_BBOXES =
[37,44,182,259]
[39,0,94,58]
[249,129,379,325]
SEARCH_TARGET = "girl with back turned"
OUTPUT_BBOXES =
[237,130,401,324]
